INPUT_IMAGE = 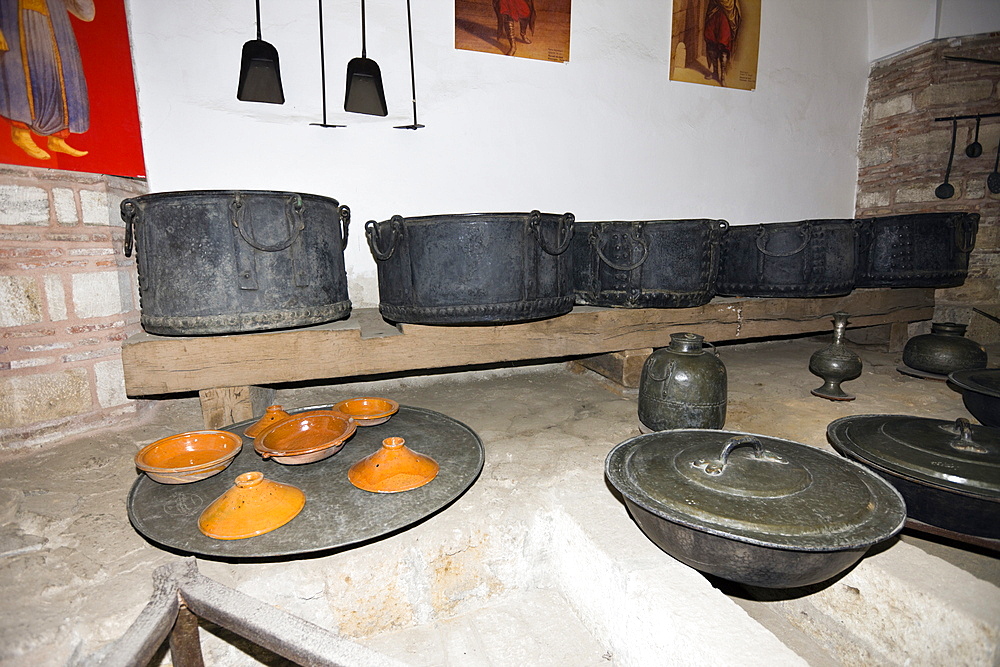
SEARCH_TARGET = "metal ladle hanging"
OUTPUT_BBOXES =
[966,116,983,157]
[988,138,1000,194]
[935,120,957,200]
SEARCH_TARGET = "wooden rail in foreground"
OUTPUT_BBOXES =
[121,288,935,428]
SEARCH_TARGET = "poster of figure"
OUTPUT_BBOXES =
[456,0,572,63]
[669,0,760,91]
[0,0,145,177]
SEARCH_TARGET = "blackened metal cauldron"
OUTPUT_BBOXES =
[122,190,351,336]
[855,212,979,288]
[572,219,729,308]
[365,211,575,325]
[716,219,859,297]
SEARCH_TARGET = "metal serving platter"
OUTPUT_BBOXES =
[127,404,484,559]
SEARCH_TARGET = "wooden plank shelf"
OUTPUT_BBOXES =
[121,288,935,428]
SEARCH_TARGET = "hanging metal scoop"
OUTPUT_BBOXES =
[344,0,388,116]
[988,138,1000,194]
[935,120,957,199]
[237,0,284,104]
[966,116,983,158]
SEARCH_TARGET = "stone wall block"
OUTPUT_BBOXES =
[94,359,129,408]
[0,185,50,226]
[0,275,43,327]
[859,145,892,168]
[52,188,78,226]
[857,191,890,209]
[42,274,67,321]
[70,271,128,318]
[872,94,913,121]
[894,183,942,204]
[896,129,952,161]
[915,80,994,109]
[80,190,112,226]
[0,369,91,430]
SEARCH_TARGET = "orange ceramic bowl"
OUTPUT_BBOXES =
[254,410,357,465]
[333,397,400,426]
[135,430,243,484]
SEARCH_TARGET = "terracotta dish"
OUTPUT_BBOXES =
[134,430,243,484]
[348,436,440,493]
[333,397,400,426]
[244,405,291,437]
[254,410,356,464]
[198,471,306,540]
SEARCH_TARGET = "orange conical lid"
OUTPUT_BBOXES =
[348,437,440,493]
[244,405,292,437]
[198,471,305,540]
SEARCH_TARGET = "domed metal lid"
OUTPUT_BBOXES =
[605,429,906,551]
[827,415,1000,498]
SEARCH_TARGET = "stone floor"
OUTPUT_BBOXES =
[1,336,998,666]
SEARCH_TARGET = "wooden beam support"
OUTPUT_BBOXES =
[123,289,934,402]
[198,386,275,429]
[576,348,653,388]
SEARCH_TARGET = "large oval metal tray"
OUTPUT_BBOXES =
[127,404,484,559]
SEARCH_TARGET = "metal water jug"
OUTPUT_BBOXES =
[639,332,727,431]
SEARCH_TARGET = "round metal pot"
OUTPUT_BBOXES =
[949,369,1000,428]
[827,415,1000,539]
[902,322,988,376]
[365,211,574,325]
[605,429,906,588]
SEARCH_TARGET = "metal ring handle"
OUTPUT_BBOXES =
[229,194,305,253]
[339,205,351,251]
[755,223,811,257]
[592,225,649,271]
[365,216,403,261]
[121,199,138,257]
[955,214,978,253]
[530,211,574,255]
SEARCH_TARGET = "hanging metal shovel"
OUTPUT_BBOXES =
[344,0,388,116]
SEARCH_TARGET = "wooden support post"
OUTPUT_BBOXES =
[576,348,653,388]
[198,386,275,429]
[168,604,205,667]
[888,321,910,353]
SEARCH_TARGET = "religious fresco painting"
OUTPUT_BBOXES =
[670,0,760,91]
[0,0,145,177]
[456,0,572,63]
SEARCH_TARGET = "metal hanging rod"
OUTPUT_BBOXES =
[943,55,1000,66]
[934,112,1000,122]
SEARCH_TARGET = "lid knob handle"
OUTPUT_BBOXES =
[697,435,787,475]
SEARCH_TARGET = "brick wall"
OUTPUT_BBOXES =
[856,32,1000,345]
[0,165,148,451]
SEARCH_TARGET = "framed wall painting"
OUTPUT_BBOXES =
[456,0,572,63]
[0,0,145,178]
[670,0,760,91]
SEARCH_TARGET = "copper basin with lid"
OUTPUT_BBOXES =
[605,429,906,588]
[827,415,1000,539]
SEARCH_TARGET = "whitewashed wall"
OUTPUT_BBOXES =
[868,0,1000,61]
[125,0,870,308]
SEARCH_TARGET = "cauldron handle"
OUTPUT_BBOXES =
[365,216,403,261]
[121,199,139,257]
[338,205,351,251]
[954,213,978,254]
[700,436,786,475]
[229,194,305,252]
[755,223,811,257]
[591,222,649,271]
[530,211,574,255]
